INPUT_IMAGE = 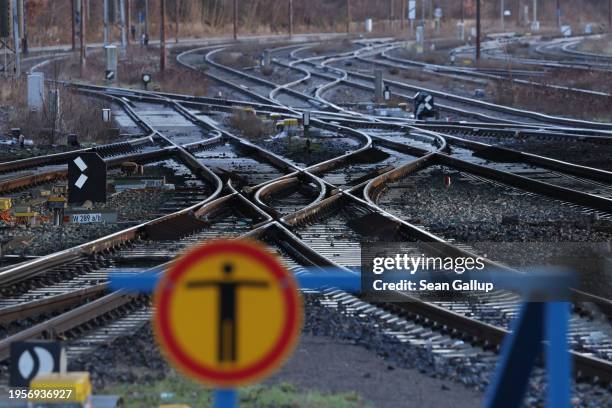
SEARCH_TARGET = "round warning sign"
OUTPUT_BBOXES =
[153,239,303,387]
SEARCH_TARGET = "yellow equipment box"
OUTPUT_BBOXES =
[14,212,38,218]
[0,198,11,210]
[48,196,67,202]
[28,371,92,404]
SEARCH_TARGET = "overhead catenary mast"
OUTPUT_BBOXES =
[160,0,166,70]
[233,0,238,40]
[71,0,75,50]
[125,0,130,44]
[288,0,293,37]
[476,0,481,61]
[120,0,126,48]
[103,0,109,45]
[11,0,19,77]
[346,0,350,34]
[175,0,179,43]
[80,0,86,70]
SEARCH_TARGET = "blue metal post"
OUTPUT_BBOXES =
[214,389,238,408]
[546,302,571,408]
[484,302,545,408]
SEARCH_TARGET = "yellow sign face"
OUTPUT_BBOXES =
[153,240,303,387]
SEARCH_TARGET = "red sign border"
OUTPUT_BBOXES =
[154,239,302,387]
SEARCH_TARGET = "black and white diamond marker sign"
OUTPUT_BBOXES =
[74,156,88,189]
[68,152,107,204]
[9,341,67,387]
[423,95,433,111]
[414,91,435,120]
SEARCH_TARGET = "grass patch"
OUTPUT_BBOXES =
[216,51,257,69]
[228,109,274,139]
[311,39,354,56]
[37,47,209,97]
[0,77,115,145]
[576,34,612,55]
[490,78,612,120]
[105,375,367,408]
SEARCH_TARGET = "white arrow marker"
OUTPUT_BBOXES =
[75,174,88,189]
[73,157,89,189]
[74,156,87,172]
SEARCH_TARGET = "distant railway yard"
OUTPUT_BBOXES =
[0,6,612,406]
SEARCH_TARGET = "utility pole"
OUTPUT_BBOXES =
[346,0,350,34]
[556,0,561,27]
[175,0,179,43]
[233,0,238,40]
[533,0,537,25]
[71,0,76,50]
[288,0,293,37]
[501,0,505,30]
[11,0,20,77]
[104,0,109,45]
[126,0,130,44]
[80,0,86,70]
[160,0,166,71]
[145,0,149,36]
[400,0,405,29]
[476,0,481,61]
[388,0,393,31]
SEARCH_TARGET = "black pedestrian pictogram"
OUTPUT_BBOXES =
[186,263,268,363]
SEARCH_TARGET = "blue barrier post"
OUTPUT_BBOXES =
[484,301,572,408]
[546,302,571,408]
[214,389,238,408]
[484,302,544,408]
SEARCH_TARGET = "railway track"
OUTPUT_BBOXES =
[1,37,612,392]
[262,39,603,129]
